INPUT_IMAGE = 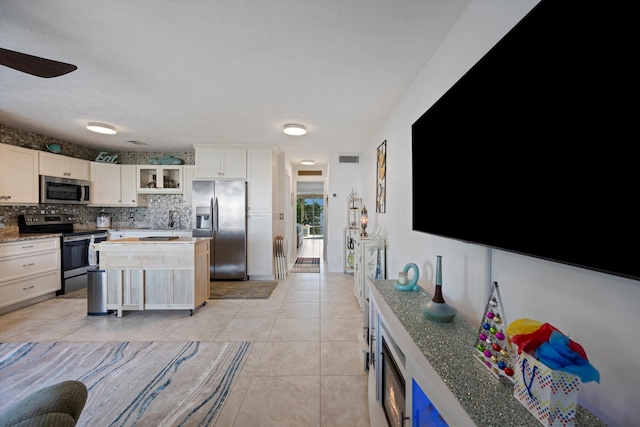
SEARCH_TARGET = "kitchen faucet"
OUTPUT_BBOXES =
[169,210,179,229]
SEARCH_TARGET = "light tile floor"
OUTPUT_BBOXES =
[0,238,370,426]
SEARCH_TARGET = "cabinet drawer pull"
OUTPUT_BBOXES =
[23,285,35,291]
[22,245,34,250]
[22,263,35,269]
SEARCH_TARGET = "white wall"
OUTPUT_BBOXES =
[327,1,639,426]
[327,153,362,272]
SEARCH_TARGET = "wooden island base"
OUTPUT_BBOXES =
[96,237,211,317]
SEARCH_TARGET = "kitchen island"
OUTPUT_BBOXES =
[96,237,210,317]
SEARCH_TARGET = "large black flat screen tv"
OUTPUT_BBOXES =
[412,0,639,281]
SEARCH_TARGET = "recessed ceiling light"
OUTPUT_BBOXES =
[301,160,315,165]
[283,124,306,136]
[87,122,117,134]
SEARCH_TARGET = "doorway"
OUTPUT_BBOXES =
[297,193,324,237]
[296,181,325,259]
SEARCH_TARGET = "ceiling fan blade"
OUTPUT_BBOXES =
[0,47,77,78]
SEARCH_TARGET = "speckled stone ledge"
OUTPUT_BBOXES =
[370,280,607,427]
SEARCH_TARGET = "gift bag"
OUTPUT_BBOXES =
[513,351,580,427]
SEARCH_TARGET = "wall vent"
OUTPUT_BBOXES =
[298,170,323,176]
[339,155,359,164]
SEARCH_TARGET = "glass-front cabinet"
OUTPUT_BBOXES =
[136,165,183,194]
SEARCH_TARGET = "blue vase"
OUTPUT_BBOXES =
[421,255,457,322]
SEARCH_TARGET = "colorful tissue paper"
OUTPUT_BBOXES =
[507,318,598,384]
[507,320,588,362]
[506,318,543,336]
[537,331,600,384]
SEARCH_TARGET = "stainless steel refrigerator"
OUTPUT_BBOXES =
[192,180,247,280]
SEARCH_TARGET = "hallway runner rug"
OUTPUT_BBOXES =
[0,341,251,426]
[291,257,320,273]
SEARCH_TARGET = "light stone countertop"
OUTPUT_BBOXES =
[99,237,208,243]
[0,224,191,244]
[0,227,189,244]
[107,228,192,232]
[370,279,607,427]
[0,232,62,244]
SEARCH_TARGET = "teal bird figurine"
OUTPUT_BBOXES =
[149,156,183,165]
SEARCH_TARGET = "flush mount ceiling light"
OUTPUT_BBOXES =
[87,122,117,135]
[301,160,315,165]
[283,124,306,136]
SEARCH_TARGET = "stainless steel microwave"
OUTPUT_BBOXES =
[40,175,91,204]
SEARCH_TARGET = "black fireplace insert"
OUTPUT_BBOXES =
[381,337,406,427]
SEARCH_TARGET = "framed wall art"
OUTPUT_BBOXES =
[376,140,386,213]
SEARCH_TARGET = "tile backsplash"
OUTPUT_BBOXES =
[1,123,194,230]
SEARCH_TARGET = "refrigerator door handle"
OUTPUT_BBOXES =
[212,196,219,238]
[208,197,214,238]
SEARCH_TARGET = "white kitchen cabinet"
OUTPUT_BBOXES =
[194,145,246,179]
[136,165,183,194]
[247,212,273,279]
[247,149,273,212]
[353,235,385,310]
[182,165,196,206]
[39,151,90,180]
[120,165,138,206]
[246,149,273,279]
[90,162,121,206]
[0,237,61,312]
[0,144,39,205]
[90,163,140,207]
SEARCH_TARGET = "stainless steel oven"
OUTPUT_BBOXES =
[18,214,107,295]
[61,232,107,294]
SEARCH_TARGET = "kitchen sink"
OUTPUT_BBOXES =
[139,236,180,241]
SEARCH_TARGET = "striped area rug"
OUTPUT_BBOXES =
[291,257,320,273]
[0,341,251,426]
